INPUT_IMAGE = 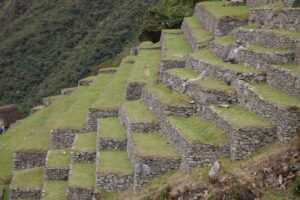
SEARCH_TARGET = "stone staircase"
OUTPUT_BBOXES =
[7,0,300,199]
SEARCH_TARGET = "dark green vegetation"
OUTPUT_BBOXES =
[0,0,199,113]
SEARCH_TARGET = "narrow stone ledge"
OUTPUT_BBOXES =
[98,68,117,74]
[9,187,42,200]
[209,40,235,60]
[126,82,145,101]
[71,151,96,163]
[78,77,96,87]
[50,129,78,149]
[86,108,119,131]
[14,151,47,170]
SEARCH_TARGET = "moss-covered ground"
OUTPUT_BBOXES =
[122,100,157,123]
[98,118,126,141]
[42,181,67,200]
[69,163,95,189]
[47,150,70,168]
[73,133,96,152]
[11,168,44,189]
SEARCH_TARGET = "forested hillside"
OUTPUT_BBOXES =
[0,0,198,113]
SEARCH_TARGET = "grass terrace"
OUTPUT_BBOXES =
[69,163,95,189]
[122,100,157,123]
[73,133,96,152]
[132,132,179,158]
[168,116,227,146]
[162,30,192,60]
[97,151,133,175]
[167,68,198,80]
[247,43,291,54]
[194,77,233,92]
[214,35,235,45]
[192,49,259,73]
[98,118,126,141]
[213,105,273,129]
[42,181,67,200]
[47,150,70,168]
[251,83,300,108]
[280,64,300,76]
[200,1,249,19]
[11,168,44,189]
[79,75,96,82]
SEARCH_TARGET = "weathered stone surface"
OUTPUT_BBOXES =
[210,41,236,60]
[50,129,77,149]
[247,0,284,7]
[67,187,94,200]
[10,188,42,200]
[126,82,145,101]
[78,78,94,87]
[233,80,300,142]
[86,108,119,131]
[96,173,133,192]
[14,151,47,170]
[98,68,117,74]
[61,87,76,96]
[195,3,248,36]
[71,151,96,163]
[45,168,69,180]
[98,138,127,151]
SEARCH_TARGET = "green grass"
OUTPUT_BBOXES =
[139,41,156,49]
[168,116,227,145]
[122,100,157,123]
[167,68,198,80]
[192,49,258,73]
[214,105,273,128]
[146,84,192,106]
[214,35,235,45]
[247,43,290,54]
[201,1,249,19]
[252,83,300,108]
[162,29,192,60]
[73,133,96,152]
[98,118,126,140]
[69,163,95,189]
[184,16,213,45]
[42,181,67,200]
[97,151,133,175]
[47,150,70,168]
[11,168,44,189]
[194,77,233,92]
[280,64,300,76]
[132,133,179,158]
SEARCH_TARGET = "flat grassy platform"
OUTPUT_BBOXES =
[162,29,192,61]
[192,49,258,73]
[47,150,70,168]
[214,35,235,45]
[132,132,179,158]
[251,83,300,108]
[213,105,273,129]
[42,181,67,200]
[280,64,300,76]
[200,1,249,19]
[69,163,95,189]
[98,118,126,140]
[184,16,213,45]
[146,84,193,107]
[97,151,133,175]
[247,43,291,54]
[122,100,157,123]
[168,116,227,146]
[11,168,44,189]
[167,68,198,80]
[73,133,96,152]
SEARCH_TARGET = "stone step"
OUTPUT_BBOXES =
[249,6,300,32]
[234,25,300,49]
[246,0,284,8]
[96,150,133,192]
[234,80,300,141]
[61,87,77,96]
[45,150,70,181]
[181,16,213,51]
[98,67,117,74]
[194,1,248,36]
[119,100,159,134]
[200,104,276,160]
[161,68,237,105]
[127,132,181,188]
[266,64,300,96]
[10,167,44,200]
[97,118,127,150]
[160,29,192,71]
[160,115,229,169]
[187,48,265,83]
[71,133,97,163]
[210,35,236,60]
[67,163,95,200]
[142,84,196,119]
[78,76,97,87]
[42,181,67,200]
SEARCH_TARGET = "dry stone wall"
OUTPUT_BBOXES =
[10,188,42,200]
[87,108,119,131]
[14,151,47,170]
[50,129,77,149]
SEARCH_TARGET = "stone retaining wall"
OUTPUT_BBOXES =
[195,3,248,36]
[10,188,42,200]
[78,79,94,86]
[249,8,300,32]
[50,129,77,149]
[61,87,76,96]
[233,80,300,142]
[209,41,235,60]
[71,151,96,163]
[67,187,94,200]
[86,108,119,131]
[98,68,117,74]
[247,0,284,7]
[98,138,127,150]
[199,105,276,160]
[45,168,69,180]
[96,173,133,192]
[14,151,47,170]
[126,82,145,101]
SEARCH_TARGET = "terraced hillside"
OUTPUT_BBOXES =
[0,0,300,199]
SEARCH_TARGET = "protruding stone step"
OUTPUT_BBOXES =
[143,84,196,119]
[161,68,237,105]
[96,151,133,192]
[160,115,229,169]
[45,150,70,180]
[188,49,265,83]
[67,163,95,200]
[127,132,180,188]
[160,29,192,71]
[97,118,127,150]
[10,167,44,200]
[194,1,249,36]
[42,181,67,200]
[200,104,276,160]
[98,67,117,74]
[78,76,96,87]
[181,16,213,51]
[234,80,300,141]
[61,87,76,96]
[71,133,96,163]
[119,100,159,134]
[210,35,236,60]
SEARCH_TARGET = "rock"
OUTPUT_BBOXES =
[209,161,221,183]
